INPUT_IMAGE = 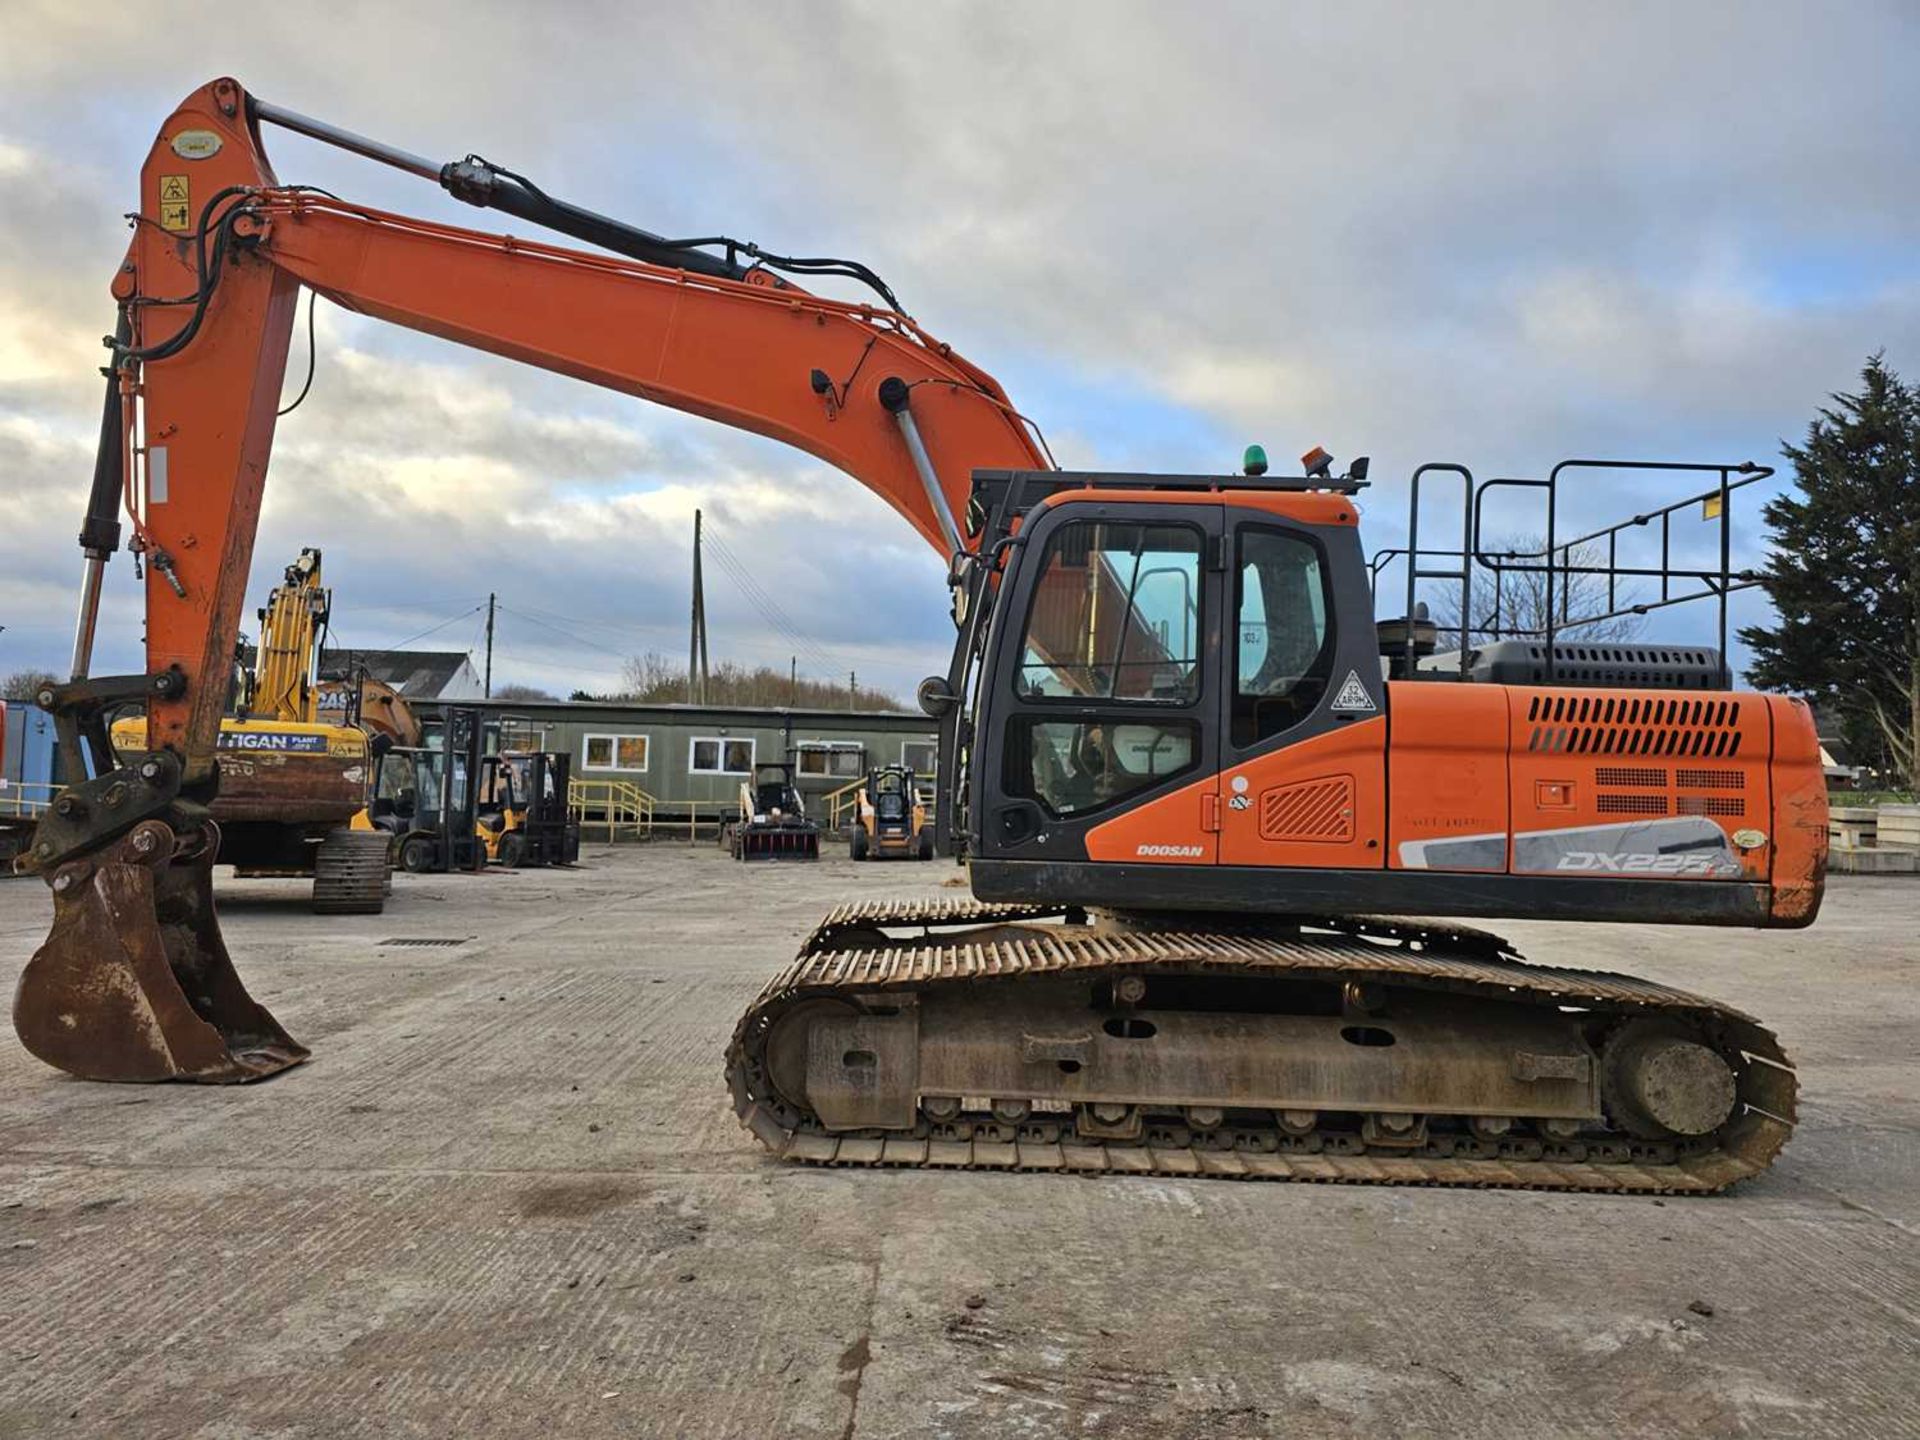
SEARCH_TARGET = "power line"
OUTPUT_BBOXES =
[495,603,632,662]
[504,600,688,644]
[702,530,837,672]
[704,530,819,648]
[507,558,848,673]
[381,602,488,652]
[498,599,872,676]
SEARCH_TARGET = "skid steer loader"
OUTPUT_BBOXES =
[848,764,934,861]
[731,762,821,862]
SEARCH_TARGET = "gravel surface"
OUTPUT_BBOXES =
[1,848,1913,1439]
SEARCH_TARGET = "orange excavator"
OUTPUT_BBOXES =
[15,79,1824,1193]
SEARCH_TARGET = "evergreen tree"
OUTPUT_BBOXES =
[1740,355,1920,787]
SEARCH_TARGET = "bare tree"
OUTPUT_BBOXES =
[1428,534,1646,650]
[1,670,59,703]
[615,649,906,711]
[491,682,557,702]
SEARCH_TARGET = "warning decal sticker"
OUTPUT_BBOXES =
[1331,669,1376,712]
[159,174,190,231]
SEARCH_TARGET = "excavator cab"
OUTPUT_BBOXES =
[956,473,1382,892]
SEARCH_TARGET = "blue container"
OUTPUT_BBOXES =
[2,703,59,799]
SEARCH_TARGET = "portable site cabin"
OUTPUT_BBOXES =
[415,698,940,832]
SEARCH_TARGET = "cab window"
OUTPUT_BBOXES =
[1233,527,1333,747]
[1006,717,1199,818]
[1015,520,1202,704]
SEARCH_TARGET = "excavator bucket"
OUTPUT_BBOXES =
[13,818,308,1083]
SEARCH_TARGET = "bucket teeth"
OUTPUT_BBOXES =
[12,819,307,1083]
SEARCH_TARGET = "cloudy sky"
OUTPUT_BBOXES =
[2,2,1916,700]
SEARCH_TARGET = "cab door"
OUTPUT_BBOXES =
[1214,502,1388,870]
[972,497,1225,867]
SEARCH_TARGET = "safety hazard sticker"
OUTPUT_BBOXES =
[1331,669,1376,712]
[159,174,190,231]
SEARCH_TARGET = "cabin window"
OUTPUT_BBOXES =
[797,741,865,778]
[1005,717,1199,818]
[582,733,650,772]
[690,737,755,774]
[900,739,937,775]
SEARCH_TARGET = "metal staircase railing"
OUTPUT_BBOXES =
[0,779,58,819]
[822,777,865,832]
[567,776,655,841]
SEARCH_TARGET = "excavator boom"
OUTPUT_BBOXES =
[249,549,326,723]
[15,76,1040,1082]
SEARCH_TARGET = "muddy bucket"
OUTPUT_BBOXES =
[13,817,308,1082]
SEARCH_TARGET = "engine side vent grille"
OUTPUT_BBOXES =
[1596,794,1669,815]
[1594,766,1669,788]
[1525,694,1743,757]
[1675,768,1745,789]
[1259,776,1355,843]
[1678,795,1746,817]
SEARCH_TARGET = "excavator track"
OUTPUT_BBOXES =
[725,898,1796,1194]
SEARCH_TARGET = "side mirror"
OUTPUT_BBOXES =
[917,675,957,718]
[1348,456,1370,482]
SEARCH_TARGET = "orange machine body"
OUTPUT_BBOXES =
[974,478,1824,927]
[1390,684,1824,922]
[1071,685,1823,925]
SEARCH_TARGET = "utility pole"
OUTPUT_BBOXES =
[483,592,496,698]
[790,656,798,707]
[689,509,709,705]
[849,670,857,710]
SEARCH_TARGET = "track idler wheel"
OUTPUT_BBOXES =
[12,818,308,1083]
[1602,1018,1737,1139]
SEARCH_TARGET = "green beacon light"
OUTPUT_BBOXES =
[1242,444,1269,477]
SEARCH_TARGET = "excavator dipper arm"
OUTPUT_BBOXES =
[14,76,1045,1082]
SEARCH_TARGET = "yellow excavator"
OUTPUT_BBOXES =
[112,548,394,912]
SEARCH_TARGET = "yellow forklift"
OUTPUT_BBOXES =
[847,763,935,861]
[475,750,580,867]
[371,711,579,871]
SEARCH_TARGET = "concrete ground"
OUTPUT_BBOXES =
[0,846,1914,1440]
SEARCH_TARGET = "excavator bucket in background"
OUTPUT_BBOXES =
[738,825,821,862]
[13,817,308,1083]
